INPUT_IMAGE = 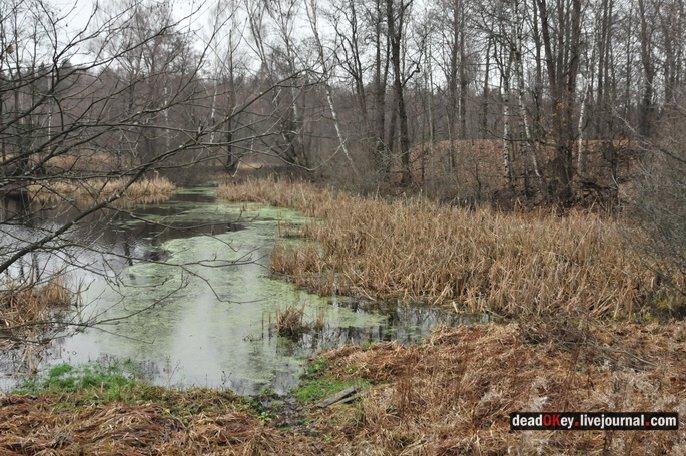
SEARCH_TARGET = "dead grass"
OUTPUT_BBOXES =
[0,321,682,454]
[307,321,686,454]
[38,150,122,174]
[276,306,307,337]
[0,276,75,348]
[0,177,680,454]
[28,175,176,207]
[0,389,326,455]
[276,306,325,337]
[218,177,684,320]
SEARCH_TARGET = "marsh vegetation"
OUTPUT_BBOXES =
[1,0,685,451]
[219,178,685,320]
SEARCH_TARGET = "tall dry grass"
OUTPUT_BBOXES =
[37,151,121,173]
[28,175,176,207]
[0,276,76,348]
[218,177,683,319]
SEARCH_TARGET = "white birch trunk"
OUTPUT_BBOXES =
[513,0,541,180]
[306,0,358,175]
[163,86,170,151]
[209,77,218,144]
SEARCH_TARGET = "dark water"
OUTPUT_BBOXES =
[0,188,488,395]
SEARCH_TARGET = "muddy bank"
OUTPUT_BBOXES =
[1,321,684,454]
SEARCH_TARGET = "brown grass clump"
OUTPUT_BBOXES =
[218,177,684,319]
[276,305,325,337]
[0,276,75,348]
[277,306,306,337]
[308,321,686,454]
[28,175,176,207]
[38,150,122,174]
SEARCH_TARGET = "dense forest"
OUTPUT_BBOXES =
[1,0,684,203]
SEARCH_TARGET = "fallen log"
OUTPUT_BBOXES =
[316,387,358,408]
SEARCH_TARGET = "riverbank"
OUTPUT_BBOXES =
[1,320,683,454]
[2,178,683,454]
[0,364,322,455]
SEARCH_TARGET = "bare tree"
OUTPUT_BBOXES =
[0,0,308,350]
[535,0,583,204]
[386,0,416,186]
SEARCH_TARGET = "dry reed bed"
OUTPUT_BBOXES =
[0,390,324,455]
[28,175,176,206]
[310,321,686,454]
[0,277,74,349]
[218,178,682,319]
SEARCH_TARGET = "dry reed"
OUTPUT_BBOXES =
[218,178,683,320]
[276,305,325,337]
[28,175,176,207]
[276,306,306,337]
[38,151,121,173]
[0,276,75,348]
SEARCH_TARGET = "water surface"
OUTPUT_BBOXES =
[2,188,487,395]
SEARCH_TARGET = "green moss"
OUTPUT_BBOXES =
[294,375,369,403]
[306,357,328,375]
[15,360,144,403]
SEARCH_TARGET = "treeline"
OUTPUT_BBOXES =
[1,0,684,206]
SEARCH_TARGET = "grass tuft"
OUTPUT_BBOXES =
[276,306,306,337]
[0,276,76,349]
[276,305,325,337]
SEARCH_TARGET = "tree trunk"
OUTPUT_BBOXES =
[386,0,412,186]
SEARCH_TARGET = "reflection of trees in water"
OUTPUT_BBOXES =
[0,196,31,225]
[1,192,249,283]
